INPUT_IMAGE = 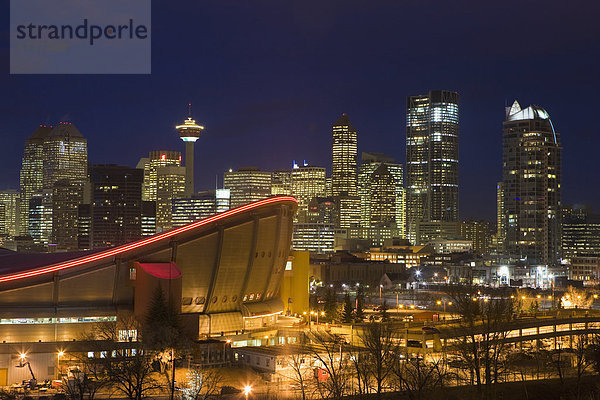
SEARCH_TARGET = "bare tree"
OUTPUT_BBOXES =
[347,344,371,396]
[281,351,312,400]
[447,286,515,400]
[357,322,398,398]
[61,357,108,400]
[395,355,448,400]
[306,331,349,400]
[572,333,593,400]
[84,315,163,400]
[180,368,223,400]
[102,348,162,400]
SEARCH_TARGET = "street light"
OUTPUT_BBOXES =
[436,300,447,313]
[244,385,252,399]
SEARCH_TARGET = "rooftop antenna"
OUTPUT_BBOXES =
[188,102,192,118]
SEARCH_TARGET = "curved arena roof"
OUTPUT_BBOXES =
[0,196,298,331]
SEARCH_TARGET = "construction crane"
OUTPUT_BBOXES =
[16,354,37,389]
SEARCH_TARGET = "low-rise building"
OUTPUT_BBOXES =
[369,244,433,268]
[570,256,600,283]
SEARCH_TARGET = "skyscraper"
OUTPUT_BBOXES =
[0,204,6,239]
[43,122,88,188]
[156,165,186,231]
[172,189,231,227]
[291,164,326,223]
[561,205,600,262]
[331,114,360,236]
[358,152,405,244]
[52,179,84,251]
[43,122,88,251]
[331,114,358,197]
[0,190,20,237]
[271,170,292,196]
[496,182,505,253]
[406,90,459,242]
[502,100,561,265]
[224,167,272,208]
[29,190,53,245]
[460,220,492,256]
[176,107,204,196]
[141,201,157,237]
[19,125,52,236]
[78,165,145,249]
[141,151,182,202]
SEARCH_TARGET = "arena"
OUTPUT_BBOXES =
[0,196,297,384]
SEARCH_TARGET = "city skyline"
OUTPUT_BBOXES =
[0,1,598,222]
[0,94,586,227]
[2,2,600,397]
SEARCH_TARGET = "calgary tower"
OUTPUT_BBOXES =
[176,104,205,196]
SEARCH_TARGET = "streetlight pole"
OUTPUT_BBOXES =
[57,351,63,380]
[170,347,175,400]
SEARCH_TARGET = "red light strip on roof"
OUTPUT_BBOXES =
[0,196,297,284]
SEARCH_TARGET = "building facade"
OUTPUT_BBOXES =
[291,164,326,223]
[460,220,492,256]
[0,190,20,238]
[28,190,53,245]
[51,180,84,251]
[78,165,146,249]
[271,170,292,196]
[224,167,272,208]
[406,90,459,242]
[292,223,335,254]
[172,189,231,228]
[562,205,600,262]
[496,182,505,253]
[156,166,186,231]
[358,152,405,244]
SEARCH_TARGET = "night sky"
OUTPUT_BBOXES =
[1,1,599,222]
